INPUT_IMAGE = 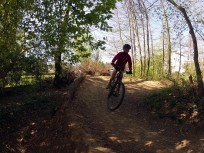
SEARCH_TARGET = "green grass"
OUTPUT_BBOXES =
[42,74,55,78]
[5,74,55,87]
[144,83,202,123]
[0,83,61,153]
[0,93,58,120]
[0,83,58,122]
[20,75,35,85]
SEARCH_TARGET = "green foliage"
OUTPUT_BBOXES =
[134,62,142,78]
[24,56,48,83]
[135,53,164,80]
[0,0,27,88]
[183,62,196,78]
[0,44,25,88]
[0,88,58,121]
[150,54,164,79]
[0,0,119,88]
[144,85,181,111]
[144,79,203,122]
[26,0,118,63]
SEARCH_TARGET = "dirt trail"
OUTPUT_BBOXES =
[70,76,204,153]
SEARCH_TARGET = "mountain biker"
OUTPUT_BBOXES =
[106,44,132,89]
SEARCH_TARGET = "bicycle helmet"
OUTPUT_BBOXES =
[123,44,131,50]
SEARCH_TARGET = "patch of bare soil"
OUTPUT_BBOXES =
[0,77,87,153]
[0,87,68,153]
[1,76,204,153]
[70,76,204,153]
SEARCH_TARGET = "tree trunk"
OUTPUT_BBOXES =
[160,0,172,75]
[113,40,119,53]
[140,0,150,78]
[146,18,150,78]
[54,52,62,86]
[178,38,182,77]
[53,1,70,87]
[167,0,204,97]
[128,11,136,76]
[189,36,193,74]
[116,9,124,46]
[162,23,165,75]
[150,28,154,77]
[189,75,196,96]
[128,0,143,77]
[132,26,137,76]
[140,14,145,77]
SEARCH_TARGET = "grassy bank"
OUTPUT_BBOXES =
[144,81,204,124]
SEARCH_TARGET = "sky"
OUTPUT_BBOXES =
[92,1,165,63]
[92,0,204,73]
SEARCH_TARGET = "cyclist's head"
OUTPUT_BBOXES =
[123,44,131,53]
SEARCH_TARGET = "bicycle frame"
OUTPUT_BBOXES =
[112,65,124,83]
[110,69,123,93]
[108,67,125,111]
[107,64,131,111]
[115,70,123,83]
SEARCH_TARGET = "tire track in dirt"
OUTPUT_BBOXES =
[71,76,204,153]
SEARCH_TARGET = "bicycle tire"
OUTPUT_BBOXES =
[107,82,125,111]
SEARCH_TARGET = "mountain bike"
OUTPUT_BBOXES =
[107,64,132,111]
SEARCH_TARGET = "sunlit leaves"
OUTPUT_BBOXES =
[0,0,119,87]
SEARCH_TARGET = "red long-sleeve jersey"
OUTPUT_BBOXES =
[112,52,132,71]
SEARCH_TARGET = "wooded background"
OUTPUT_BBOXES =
[0,0,204,96]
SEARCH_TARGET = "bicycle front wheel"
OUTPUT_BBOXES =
[107,82,125,111]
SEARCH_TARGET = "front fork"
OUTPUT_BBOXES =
[110,71,122,94]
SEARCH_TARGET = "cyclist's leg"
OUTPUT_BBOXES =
[120,72,124,81]
[110,69,117,82]
[116,72,124,92]
[106,69,117,88]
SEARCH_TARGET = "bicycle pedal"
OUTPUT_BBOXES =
[113,92,120,97]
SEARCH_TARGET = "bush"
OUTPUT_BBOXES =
[77,58,110,76]
[0,92,58,121]
[144,80,202,123]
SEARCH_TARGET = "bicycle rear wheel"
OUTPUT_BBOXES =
[107,82,125,111]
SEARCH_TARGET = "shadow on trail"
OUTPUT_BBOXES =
[72,76,203,153]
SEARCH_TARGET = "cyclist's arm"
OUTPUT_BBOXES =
[128,55,132,71]
[112,52,121,64]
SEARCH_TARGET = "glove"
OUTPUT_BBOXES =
[126,70,132,74]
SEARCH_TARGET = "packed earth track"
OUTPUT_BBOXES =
[1,75,204,153]
[69,76,204,153]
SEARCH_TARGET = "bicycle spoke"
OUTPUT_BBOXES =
[107,82,125,111]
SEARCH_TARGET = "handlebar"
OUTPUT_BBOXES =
[111,63,122,71]
[111,63,132,74]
